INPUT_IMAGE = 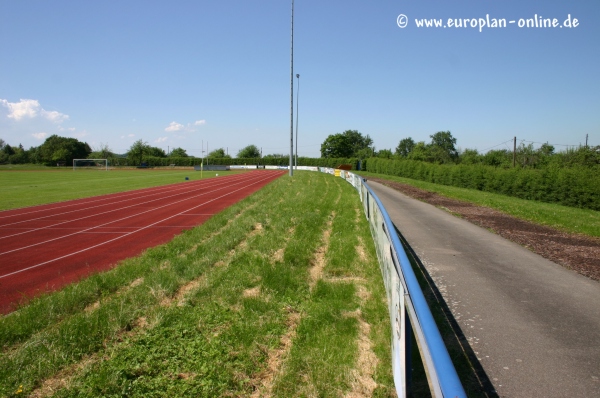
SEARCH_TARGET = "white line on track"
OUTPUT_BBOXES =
[0,172,246,220]
[0,173,259,240]
[0,172,279,279]
[0,172,271,255]
[0,173,250,228]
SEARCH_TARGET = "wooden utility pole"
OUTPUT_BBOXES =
[513,137,516,167]
[586,134,589,148]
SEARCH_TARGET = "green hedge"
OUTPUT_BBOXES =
[366,158,600,211]
[119,156,362,169]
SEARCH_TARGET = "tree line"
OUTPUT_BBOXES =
[0,136,282,166]
[2,131,597,170]
[320,130,599,170]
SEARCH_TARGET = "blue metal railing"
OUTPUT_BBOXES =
[331,169,466,398]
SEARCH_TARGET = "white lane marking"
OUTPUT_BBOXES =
[0,173,252,228]
[0,172,266,243]
[0,172,249,220]
[0,172,280,279]
[0,172,270,255]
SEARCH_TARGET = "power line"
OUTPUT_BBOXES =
[518,139,583,148]
[480,139,514,152]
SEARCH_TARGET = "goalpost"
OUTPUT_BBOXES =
[73,159,109,171]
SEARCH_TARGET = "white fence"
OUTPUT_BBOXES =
[332,169,466,398]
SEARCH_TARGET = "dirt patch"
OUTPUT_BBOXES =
[129,277,144,288]
[235,223,264,253]
[272,248,284,264]
[355,237,368,263]
[182,203,260,256]
[83,300,100,313]
[368,177,600,282]
[243,286,261,298]
[29,355,98,398]
[250,307,301,398]
[342,309,378,398]
[175,278,204,306]
[309,212,335,289]
[84,277,144,313]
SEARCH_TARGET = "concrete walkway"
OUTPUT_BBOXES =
[367,180,600,398]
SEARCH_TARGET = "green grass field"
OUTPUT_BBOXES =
[0,171,396,397]
[5,167,588,396]
[359,171,600,238]
[0,168,246,211]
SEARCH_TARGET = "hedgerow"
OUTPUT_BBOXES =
[121,156,361,169]
[366,158,600,211]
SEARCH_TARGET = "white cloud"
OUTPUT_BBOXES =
[41,109,69,123]
[32,132,48,140]
[156,137,168,143]
[1,98,69,125]
[164,119,206,133]
[1,99,40,120]
[165,121,184,132]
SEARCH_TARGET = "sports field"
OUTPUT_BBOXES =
[0,167,248,211]
[0,170,396,397]
[0,170,284,313]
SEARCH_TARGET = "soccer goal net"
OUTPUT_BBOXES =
[73,159,109,171]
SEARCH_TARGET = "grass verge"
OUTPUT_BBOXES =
[0,171,395,397]
[359,171,600,238]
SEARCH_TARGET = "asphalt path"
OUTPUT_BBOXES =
[367,180,600,398]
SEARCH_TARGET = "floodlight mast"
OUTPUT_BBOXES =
[295,73,300,169]
[289,0,294,177]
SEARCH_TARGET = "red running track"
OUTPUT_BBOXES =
[0,170,284,313]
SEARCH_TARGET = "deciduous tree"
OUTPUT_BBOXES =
[429,131,458,162]
[237,145,261,158]
[395,137,415,158]
[88,143,114,159]
[208,148,231,158]
[147,146,166,157]
[377,149,394,159]
[127,139,150,165]
[39,135,91,165]
[169,147,188,157]
[320,130,373,158]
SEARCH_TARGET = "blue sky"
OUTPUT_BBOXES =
[1,0,598,158]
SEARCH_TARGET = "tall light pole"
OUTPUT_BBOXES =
[289,0,294,177]
[295,73,300,169]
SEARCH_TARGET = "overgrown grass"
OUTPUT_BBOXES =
[359,171,600,238]
[0,171,395,397]
[0,169,246,211]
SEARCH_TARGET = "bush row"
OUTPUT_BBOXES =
[110,156,362,169]
[366,158,600,211]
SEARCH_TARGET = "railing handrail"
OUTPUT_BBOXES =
[363,181,466,398]
[330,169,465,397]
